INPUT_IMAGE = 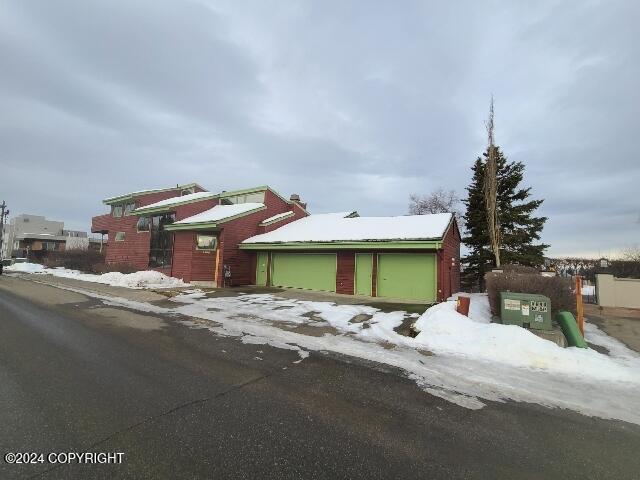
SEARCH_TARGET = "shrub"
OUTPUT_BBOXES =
[43,250,105,272]
[500,264,540,275]
[485,272,575,317]
[91,262,138,274]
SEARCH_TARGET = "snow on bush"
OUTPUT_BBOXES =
[5,262,46,273]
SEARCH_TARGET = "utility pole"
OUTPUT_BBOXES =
[0,200,9,274]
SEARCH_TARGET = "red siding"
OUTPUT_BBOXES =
[92,187,217,270]
[216,190,309,286]
[171,231,217,283]
[336,252,355,294]
[437,219,461,301]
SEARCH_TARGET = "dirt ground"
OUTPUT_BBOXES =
[585,304,640,353]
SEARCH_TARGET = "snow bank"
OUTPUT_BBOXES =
[4,262,188,289]
[413,296,639,383]
[5,262,46,273]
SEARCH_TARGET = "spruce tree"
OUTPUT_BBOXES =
[462,146,549,289]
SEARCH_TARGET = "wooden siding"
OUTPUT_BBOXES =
[336,252,355,294]
[219,189,302,286]
[437,219,461,301]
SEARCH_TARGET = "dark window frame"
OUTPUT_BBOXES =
[148,213,175,268]
[136,216,150,232]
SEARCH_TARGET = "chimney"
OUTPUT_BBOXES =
[290,194,307,210]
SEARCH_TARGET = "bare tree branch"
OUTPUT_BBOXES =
[409,188,463,225]
[484,96,501,267]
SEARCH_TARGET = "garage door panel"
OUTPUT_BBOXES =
[272,253,336,292]
[377,254,436,302]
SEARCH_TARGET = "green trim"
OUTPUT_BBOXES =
[164,205,266,231]
[165,223,220,231]
[240,240,442,251]
[259,211,295,226]
[132,193,218,215]
[218,185,269,198]
[220,185,310,215]
[103,183,203,205]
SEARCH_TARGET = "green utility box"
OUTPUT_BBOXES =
[499,292,552,330]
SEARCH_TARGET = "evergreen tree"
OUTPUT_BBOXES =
[462,147,549,289]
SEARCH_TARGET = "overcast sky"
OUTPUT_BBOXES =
[1,0,638,257]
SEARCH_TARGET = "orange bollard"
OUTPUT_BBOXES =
[575,276,584,336]
[456,296,471,317]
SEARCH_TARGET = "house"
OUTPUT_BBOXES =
[91,183,460,301]
[91,184,309,285]
[3,214,90,261]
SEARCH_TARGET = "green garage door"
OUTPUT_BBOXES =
[271,253,337,292]
[377,253,436,302]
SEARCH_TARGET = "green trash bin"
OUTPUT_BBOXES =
[500,292,552,331]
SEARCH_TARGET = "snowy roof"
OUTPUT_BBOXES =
[171,203,265,226]
[243,212,453,244]
[259,211,295,226]
[133,191,217,213]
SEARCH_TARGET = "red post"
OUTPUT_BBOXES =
[456,296,470,317]
[576,276,584,336]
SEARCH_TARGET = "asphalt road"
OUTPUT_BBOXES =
[1,275,639,479]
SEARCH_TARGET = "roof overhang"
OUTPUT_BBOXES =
[239,240,442,250]
[259,211,295,227]
[132,192,218,216]
[103,183,205,205]
[165,205,267,231]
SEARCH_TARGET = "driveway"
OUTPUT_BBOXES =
[1,275,639,479]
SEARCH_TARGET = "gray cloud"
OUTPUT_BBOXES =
[0,0,637,257]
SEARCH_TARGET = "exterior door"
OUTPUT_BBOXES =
[377,253,436,302]
[256,252,268,286]
[271,253,337,292]
[355,253,373,296]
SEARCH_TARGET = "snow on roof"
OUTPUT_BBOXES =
[243,212,453,244]
[134,191,217,212]
[173,203,265,225]
[260,211,294,225]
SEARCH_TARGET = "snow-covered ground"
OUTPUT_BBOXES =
[5,262,188,289]
[7,266,640,425]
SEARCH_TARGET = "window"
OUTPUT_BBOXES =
[112,205,123,217]
[137,216,150,232]
[124,202,136,215]
[181,187,195,196]
[23,218,29,223]
[148,213,175,268]
[221,191,265,205]
[43,241,57,251]
[196,235,217,251]
[115,232,126,241]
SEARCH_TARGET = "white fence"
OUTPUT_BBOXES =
[596,273,640,309]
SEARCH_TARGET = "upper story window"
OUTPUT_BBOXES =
[181,187,195,196]
[221,191,265,205]
[114,232,126,241]
[137,216,150,232]
[112,205,123,218]
[124,202,136,215]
